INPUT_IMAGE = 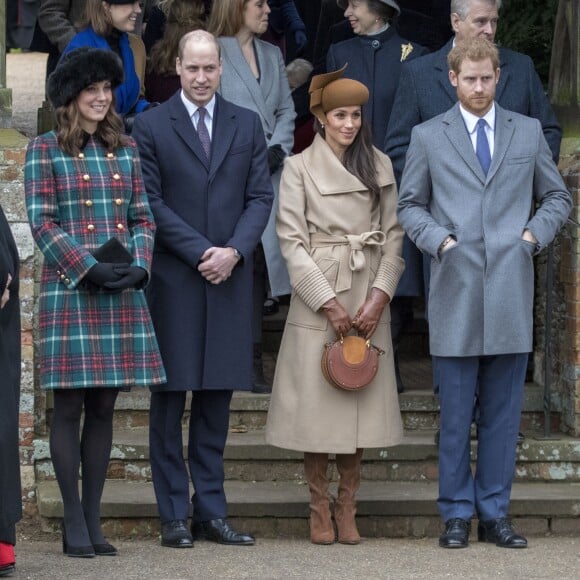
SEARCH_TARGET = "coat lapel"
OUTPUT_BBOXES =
[486,104,515,183]
[168,93,210,169]
[495,48,509,102]
[208,96,236,182]
[220,38,269,123]
[443,104,487,184]
[434,40,458,105]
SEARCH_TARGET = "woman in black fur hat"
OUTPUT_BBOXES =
[24,47,166,558]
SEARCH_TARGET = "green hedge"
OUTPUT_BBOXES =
[496,0,560,86]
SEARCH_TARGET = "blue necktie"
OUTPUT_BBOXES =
[196,107,211,160]
[476,118,491,175]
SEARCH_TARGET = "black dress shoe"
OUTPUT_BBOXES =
[0,564,15,577]
[160,520,193,548]
[192,518,255,545]
[477,518,527,548]
[439,518,470,548]
[92,541,118,556]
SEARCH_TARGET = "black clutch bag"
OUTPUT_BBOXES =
[92,237,133,263]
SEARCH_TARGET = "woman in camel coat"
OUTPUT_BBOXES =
[266,67,404,545]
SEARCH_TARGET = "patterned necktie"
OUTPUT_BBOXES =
[476,118,491,175]
[196,107,211,160]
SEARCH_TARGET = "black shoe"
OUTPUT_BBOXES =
[517,432,525,443]
[93,541,118,556]
[160,520,193,548]
[192,518,255,545]
[262,297,279,316]
[439,518,470,548]
[477,518,527,548]
[61,523,95,558]
[0,564,15,577]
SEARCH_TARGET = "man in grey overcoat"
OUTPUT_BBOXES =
[132,30,273,549]
[397,38,571,550]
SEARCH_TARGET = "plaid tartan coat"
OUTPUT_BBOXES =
[25,132,166,390]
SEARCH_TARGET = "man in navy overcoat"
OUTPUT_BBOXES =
[397,38,571,550]
[133,30,273,548]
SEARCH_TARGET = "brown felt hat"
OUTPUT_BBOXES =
[309,65,369,124]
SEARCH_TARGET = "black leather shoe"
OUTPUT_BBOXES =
[478,518,527,548]
[160,520,193,548]
[92,541,118,556]
[192,518,255,545]
[439,518,470,548]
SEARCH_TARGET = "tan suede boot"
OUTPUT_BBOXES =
[303,453,335,545]
[334,448,363,544]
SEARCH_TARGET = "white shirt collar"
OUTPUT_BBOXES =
[180,91,216,121]
[459,103,496,135]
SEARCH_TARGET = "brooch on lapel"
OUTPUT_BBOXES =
[401,43,413,62]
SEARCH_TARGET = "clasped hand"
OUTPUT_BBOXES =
[198,247,238,285]
[322,289,389,340]
[84,262,146,292]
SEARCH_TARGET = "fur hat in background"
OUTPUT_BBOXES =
[47,48,124,109]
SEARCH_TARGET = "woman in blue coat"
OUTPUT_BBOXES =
[25,48,165,558]
[63,0,150,121]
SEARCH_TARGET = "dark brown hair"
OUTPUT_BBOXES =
[315,114,380,196]
[55,96,129,157]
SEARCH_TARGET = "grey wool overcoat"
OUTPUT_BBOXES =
[266,135,405,454]
[397,103,572,357]
[217,36,296,296]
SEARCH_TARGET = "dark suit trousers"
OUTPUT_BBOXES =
[149,390,233,523]
[434,354,527,522]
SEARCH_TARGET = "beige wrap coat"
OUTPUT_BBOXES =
[266,135,405,453]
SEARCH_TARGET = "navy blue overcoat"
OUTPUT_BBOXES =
[133,93,274,392]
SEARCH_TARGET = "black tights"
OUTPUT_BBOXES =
[50,388,119,548]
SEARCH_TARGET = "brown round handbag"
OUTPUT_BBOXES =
[321,335,385,391]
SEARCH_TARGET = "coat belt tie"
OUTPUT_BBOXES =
[310,231,386,293]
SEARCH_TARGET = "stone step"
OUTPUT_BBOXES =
[44,383,560,433]
[35,479,580,538]
[33,428,580,483]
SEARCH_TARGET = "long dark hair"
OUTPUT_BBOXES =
[55,96,129,157]
[315,114,380,196]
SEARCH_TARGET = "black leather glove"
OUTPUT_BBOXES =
[84,262,128,286]
[267,144,285,175]
[103,266,147,290]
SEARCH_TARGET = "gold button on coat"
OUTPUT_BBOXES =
[78,153,85,159]
[115,198,123,206]
[60,274,66,280]
[107,152,114,159]
[85,200,93,207]
[87,224,95,231]
[83,174,90,181]
[117,223,124,231]
[64,278,71,285]
[113,173,121,180]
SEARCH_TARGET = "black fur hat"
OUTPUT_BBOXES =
[47,48,124,109]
